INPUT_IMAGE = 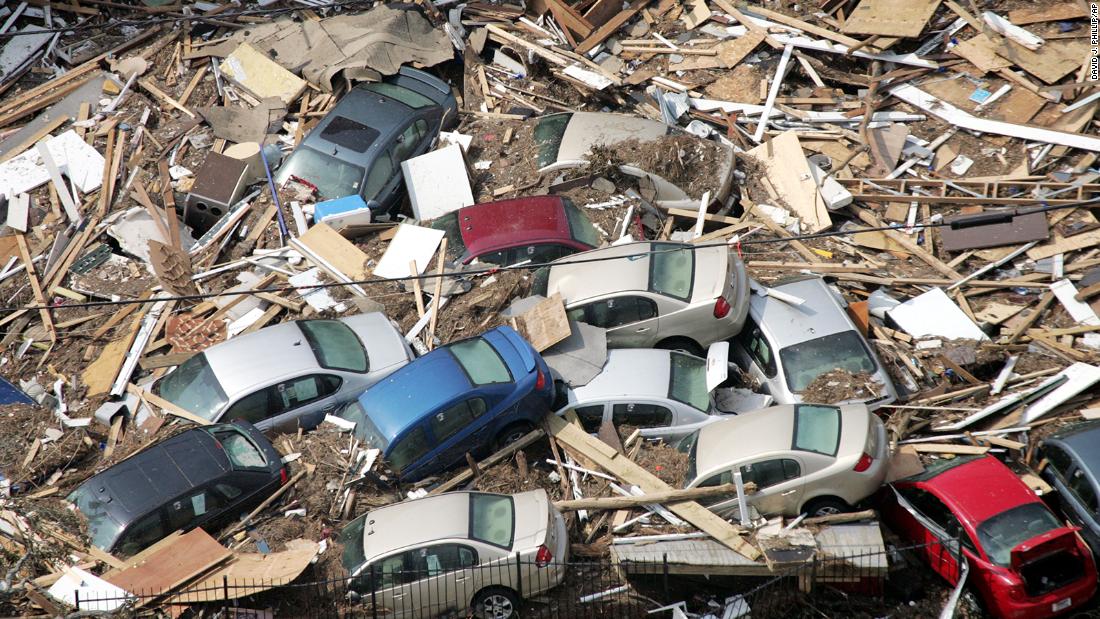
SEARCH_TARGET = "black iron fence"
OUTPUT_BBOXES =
[64,542,939,617]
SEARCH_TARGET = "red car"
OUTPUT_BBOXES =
[430,195,600,265]
[881,455,1096,618]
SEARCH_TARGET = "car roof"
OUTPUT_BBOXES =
[546,242,655,302]
[912,455,1041,524]
[556,112,669,162]
[572,349,671,401]
[458,196,573,257]
[77,427,230,525]
[750,276,854,349]
[299,82,425,164]
[203,321,319,397]
[694,405,798,474]
[1048,421,1100,475]
[360,492,473,559]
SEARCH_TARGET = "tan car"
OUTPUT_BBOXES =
[340,490,568,619]
[536,241,749,356]
[678,403,888,518]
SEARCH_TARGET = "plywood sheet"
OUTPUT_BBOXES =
[297,222,370,280]
[951,35,1012,74]
[1008,2,1088,25]
[842,0,941,37]
[975,302,1026,325]
[82,312,143,396]
[674,32,764,71]
[993,39,1089,84]
[515,294,571,352]
[105,529,231,597]
[170,541,319,603]
[1027,228,1100,260]
[219,43,306,105]
[747,131,832,233]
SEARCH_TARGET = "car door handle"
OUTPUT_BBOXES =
[780,489,797,496]
[320,403,336,413]
[635,327,650,333]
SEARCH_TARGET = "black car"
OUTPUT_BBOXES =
[1039,420,1100,557]
[274,66,458,218]
[68,421,286,556]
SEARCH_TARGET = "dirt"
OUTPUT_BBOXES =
[586,134,726,199]
[633,440,690,487]
[801,369,880,405]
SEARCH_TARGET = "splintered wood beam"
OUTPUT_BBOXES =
[574,0,652,54]
[15,234,55,342]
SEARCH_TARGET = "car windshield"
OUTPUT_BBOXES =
[676,430,700,484]
[430,212,468,260]
[363,82,435,109]
[275,146,364,200]
[563,199,600,247]
[338,401,390,451]
[449,338,512,385]
[298,320,368,372]
[340,513,368,572]
[977,503,1063,567]
[68,486,124,550]
[469,494,515,549]
[779,330,877,393]
[534,113,571,168]
[792,404,841,456]
[649,243,693,301]
[155,353,228,421]
[668,352,709,412]
[210,428,268,468]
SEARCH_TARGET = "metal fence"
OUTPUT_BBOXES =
[65,542,938,618]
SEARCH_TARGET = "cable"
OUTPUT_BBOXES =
[3,196,1092,315]
[0,0,378,39]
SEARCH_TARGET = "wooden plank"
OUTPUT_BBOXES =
[296,223,369,280]
[575,0,652,54]
[547,414,760,560]
[951,35,1013,74]
[426,238,448,350]
[514,293,571,352]
[1009,3,1089,25]
[545,0,593,38]
[137,78,196,118]
[842,0,941,38]
[555,483,742,510]
[83,311,144,396]
[127,383,211,426]
[430,429,546,494]
[0,114,69,164]
[851,207,963,279]
[15,233,55,342]
[910,443,990,455]
[105,528,230,603]
[747,131,831,233]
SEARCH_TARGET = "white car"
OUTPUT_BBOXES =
[340,490,568,619]
[678,403,888,518]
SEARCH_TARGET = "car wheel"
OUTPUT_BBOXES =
[804,496,850,517]
[495,423,534,450]
[473,587,521,619]
[656,337,704,358]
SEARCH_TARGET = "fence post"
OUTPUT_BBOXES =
[515,551,523,599]
[370,563,379,619]
[662,553,669,602]
[223,575,230,616]
[74,589,79,611]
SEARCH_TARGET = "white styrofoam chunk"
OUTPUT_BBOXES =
[0,130,105,200]
[400,144,473,221]
[889,288,988,341]
[373,224,445,279]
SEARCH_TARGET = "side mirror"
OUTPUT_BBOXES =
[366,199,381,211]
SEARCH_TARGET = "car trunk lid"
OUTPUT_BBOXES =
[511,490,550,551]
[1012,527,1088,596]
[691,244,727,304]
[1011,527,1079,570]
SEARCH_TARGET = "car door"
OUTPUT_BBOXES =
[360,551,418,618]
[733,316,779,392]
[224,375,343,434]
[402,543,480,618]
[431,397,491,469]
[610,402,676,439]
[377,119,429,212]
[569,296,660,347]
[894,486,967,584]
[1043,444,1100,553]
[740,458,804,516]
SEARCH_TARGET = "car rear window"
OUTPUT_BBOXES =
[534,113,571,168]
[155,354,228,421]
[363,82,435,109]
[649,243,693,301]
[469,494,515,549]
[68,486,124,550]
[792,404,841,456]
[448,338,512,385]
[978,503,1062,567]
[563,199,600,247]
[211,428,268,468]
[341,513,368,572]
[668,352,709,412]
[779,330,877,393]
[320,116,379,153]
[275,146,365,201]
[298,320,368,372]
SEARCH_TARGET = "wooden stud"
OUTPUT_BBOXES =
[15,234,55,342]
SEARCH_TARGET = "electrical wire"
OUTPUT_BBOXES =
[4,196,1094,315]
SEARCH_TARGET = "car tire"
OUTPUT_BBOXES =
[803,496,850,517]
[495,422,534,450]
[656,337,704,358]
[472,587,521,619]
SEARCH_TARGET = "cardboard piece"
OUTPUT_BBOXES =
[196,98,287,144]
[401,144,474,221]
[889,288,989,340]
[842,0,941,37]
[219,43,307,105]
[513,294,571,352]
[747,131,832,233]
[0,130,105,200]
[373,224,445,279]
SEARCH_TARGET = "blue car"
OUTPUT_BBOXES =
[337,326,553,482]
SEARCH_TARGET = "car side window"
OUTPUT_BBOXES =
[388,425,431,473]
[166,489,223,532]
[696,469,733,506]
[1068,469,1099,515]
[215,483,243,500]
[362,153,394,200]
[527,244,572,264]
[392,123,421,163]
[587,296,658,329]
[574,405,605,433]
[273,375,341,413]
[430,399,485,443]
[1044,444,1073,476]
[612,403,673,428]
[737,317,777,378]
[225,389,271,424]
[410,544,480,579]
[378,553,411,588]
[739,459,800,490]
[902,487,970,542]
[117,512,167,556]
